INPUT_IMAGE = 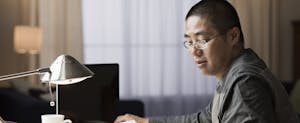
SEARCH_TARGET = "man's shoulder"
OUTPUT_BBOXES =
[222,58,271,94]
[224,49,268,85]
[228,48,267,76]
[223,62,267,88]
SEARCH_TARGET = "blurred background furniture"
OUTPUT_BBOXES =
[0,87,54,123]
[117,100,144,117]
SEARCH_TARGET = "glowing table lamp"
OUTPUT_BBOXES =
[13,26,41,54]
[13,25,42,84]
[0,54,94,114]
[10,25,93,116]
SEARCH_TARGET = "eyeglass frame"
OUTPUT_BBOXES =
[183,39,212,50]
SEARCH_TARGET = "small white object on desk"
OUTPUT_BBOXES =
[121,120,137,123]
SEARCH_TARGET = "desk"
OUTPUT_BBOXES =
[83,120,108,123]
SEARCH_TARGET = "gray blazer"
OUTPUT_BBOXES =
[149,49,299,123]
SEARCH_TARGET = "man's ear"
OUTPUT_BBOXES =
[227,27,240,46]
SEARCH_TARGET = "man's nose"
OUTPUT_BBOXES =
[190,46,203,56]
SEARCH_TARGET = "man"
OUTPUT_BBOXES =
[114,0,300,123]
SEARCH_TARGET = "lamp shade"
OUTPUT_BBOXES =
[14,26,42,54]
[42,55,94,85]
[0,54,93,84]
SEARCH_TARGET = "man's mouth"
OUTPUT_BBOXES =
[196,60,206,64]
[194,59,207,66]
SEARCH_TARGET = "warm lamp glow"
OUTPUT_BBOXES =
[14,26,42,54]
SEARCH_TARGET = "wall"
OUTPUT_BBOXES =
[0,0,29,86]
[279,0,300,80]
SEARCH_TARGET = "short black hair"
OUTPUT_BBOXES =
[186,0,244,47]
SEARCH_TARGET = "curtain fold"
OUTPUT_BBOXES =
[39,0,83,67]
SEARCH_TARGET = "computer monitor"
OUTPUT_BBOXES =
[58,64,119,123]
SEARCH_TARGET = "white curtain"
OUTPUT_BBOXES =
[82,0,217,117]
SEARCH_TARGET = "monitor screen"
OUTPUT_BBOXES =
[58,64,119,123]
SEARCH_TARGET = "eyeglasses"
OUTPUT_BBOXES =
[183,39,210,50]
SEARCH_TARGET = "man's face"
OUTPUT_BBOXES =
[184,16,234,80]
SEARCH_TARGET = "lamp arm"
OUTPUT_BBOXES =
[0,68,50,81]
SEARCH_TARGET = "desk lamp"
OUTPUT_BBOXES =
[0,54,94,114]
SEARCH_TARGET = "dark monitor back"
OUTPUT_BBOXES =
[58,64,119,123]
